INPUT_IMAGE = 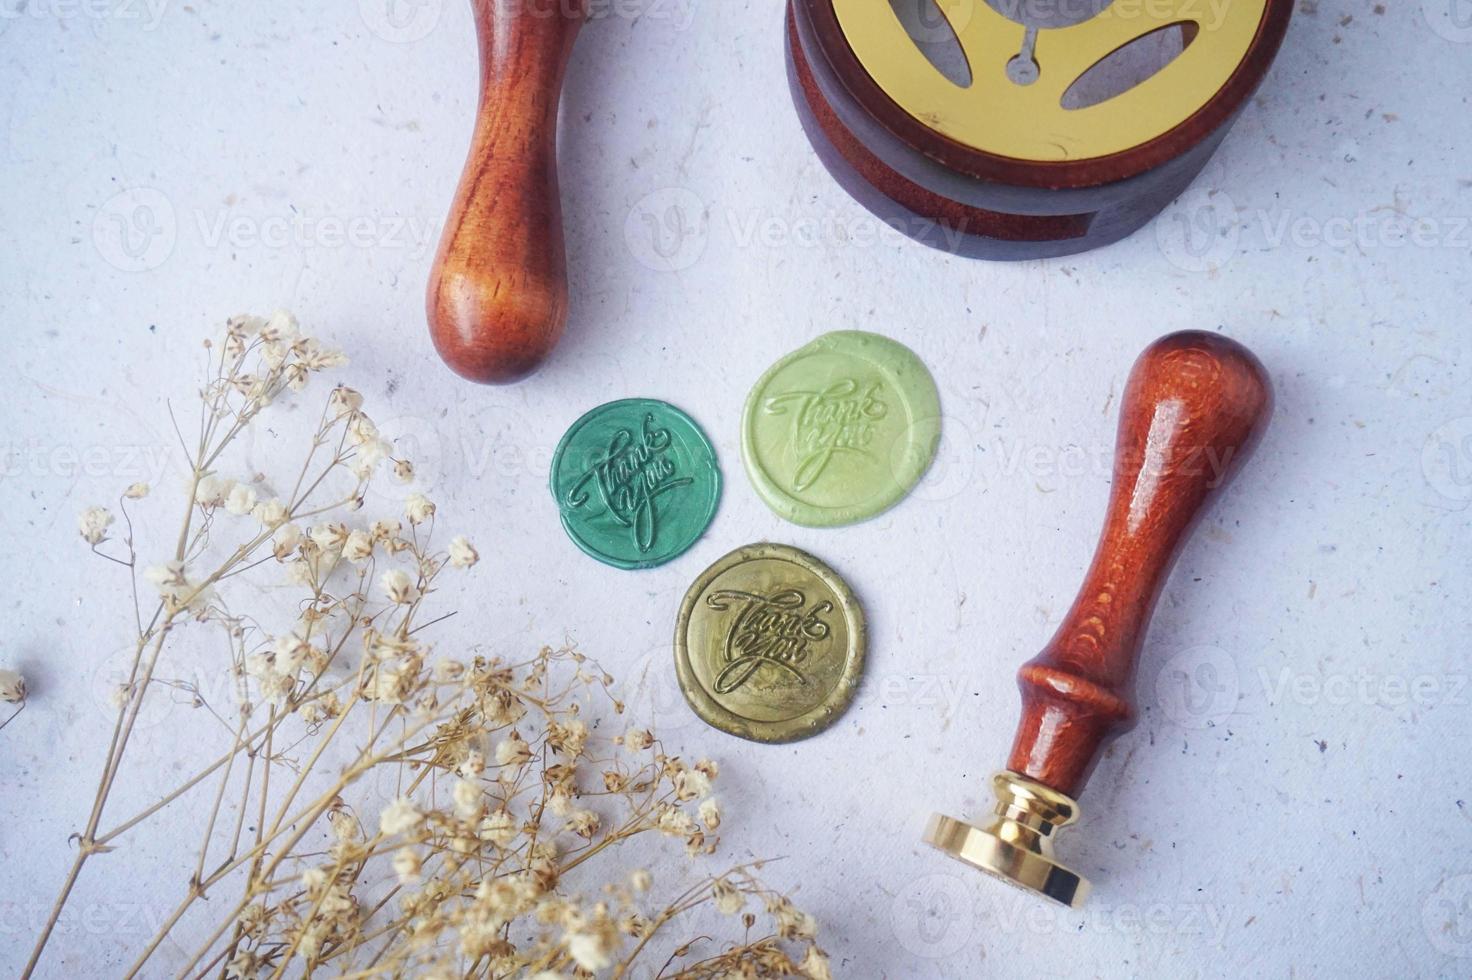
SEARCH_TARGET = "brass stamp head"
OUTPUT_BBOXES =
[924,772,1090,909]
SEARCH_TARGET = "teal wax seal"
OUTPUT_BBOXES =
[550,399,721,570]
[741,331,941,527]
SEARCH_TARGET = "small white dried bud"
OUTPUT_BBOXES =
[272,523,303,559]
[342,529,374,564]
[457,748,485,778]
[800,947,833,980]
[391,847,422,884]
[392,458,414,483]
[478,808,517,847]
[404,493,436,526]
[78,506,114,546]
[566,932,614,972]
[252,498,288,528]
[379,797,422,836]
[309,522,349,552]
[0,669,26,704]
[123,482,150,500]
[329,386,363,417]
[712,878,744,916]
[448,536,479,569]
[194,474,233,507]
[260,309,299,343]
[629,870,652,893]
[699,798,722,832]
[380,568,419,605]
[566,809,601,839]
[675,769,711,802]
[347,414,378,447]
[371,519,402,543]
[495,732,532,767]
[656,806,697,838]
[452,778,482,820]
[224,484,258,517]
[349,438,387,481]
[622,729,654,751]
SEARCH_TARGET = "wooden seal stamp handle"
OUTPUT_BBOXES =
[427,0,586,384]
[926,331,1272,906]
[1008,330,1274,797]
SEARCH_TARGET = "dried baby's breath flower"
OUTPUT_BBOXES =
[123,482,150,500]
[448,536,479,569]
[392,458,415,483]
[800,946,833,980]
[78,506,114,545]
[405,492,436,525]
[329,385,363,417]
[713,878,744,916]
[771,897,819,941]
[656,805,697,838]
[342,529,374,563]
[271,522,302,558]
[194,474,233,507]
[495,731,532,767]
[379,797,422,836]
[0,669,25,704]
[452,778,482,820]
[457,748,485,777]
[392,847,422,884]
[260,309,298,342]
[347,413,378,446]
[621,729,654,751]
[144,561,211,613]
[252,497,288,528]
[309,522,349,552]
[566,809,601,839]
[224,483,258,516]
[350,437,387,481]
[380,568,419,605]
[566,929,616,971]
[675,768,711,801]
[30,315,825,980]
[478,808,517,847]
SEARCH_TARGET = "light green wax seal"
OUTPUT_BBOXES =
[741,331,941,527]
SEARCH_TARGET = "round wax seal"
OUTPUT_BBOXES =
[674,543,865,743]
[550,399,721,570]
[741,330,941,527]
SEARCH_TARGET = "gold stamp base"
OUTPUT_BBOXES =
[924,772,1091,909]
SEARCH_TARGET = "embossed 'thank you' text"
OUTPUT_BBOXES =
[566,414,692,553]
[704,589,833,695]
[764,378,888,491]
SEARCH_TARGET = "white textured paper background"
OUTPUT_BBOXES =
[2,1,1471,977]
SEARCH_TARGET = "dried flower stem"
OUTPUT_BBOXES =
[27,315,829,980]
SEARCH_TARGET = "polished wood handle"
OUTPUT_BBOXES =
[427,0,586,384]
[1006,331,1273,798]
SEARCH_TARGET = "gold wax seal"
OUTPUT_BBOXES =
[674,543,865,744]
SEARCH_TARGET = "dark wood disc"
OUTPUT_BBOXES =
[786,0,1294,259]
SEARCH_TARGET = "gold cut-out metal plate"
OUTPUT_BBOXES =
[833,0,1270,162]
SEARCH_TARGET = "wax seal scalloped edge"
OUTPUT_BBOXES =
[739,330,941,528]
[549,398,722,571]
[673,542,867,744]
